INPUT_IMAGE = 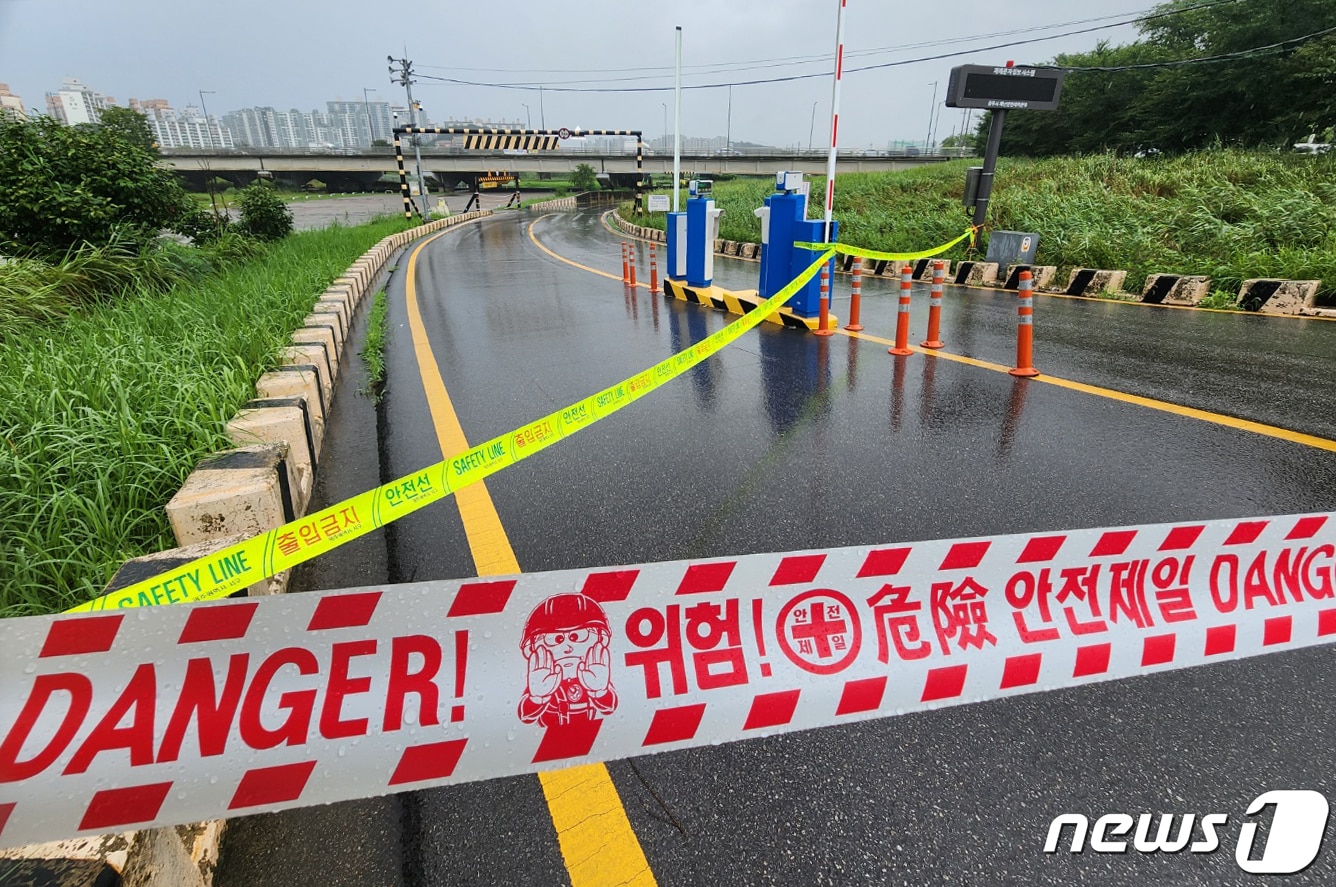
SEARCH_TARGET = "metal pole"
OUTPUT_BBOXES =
[522,103,531,128]
[661,102,667,151]
[726,84,732,153]
[673,26,682,213]
[972,108,1007,229]
[635,131,644,213]
[198,90,215,149]
[539,86,545,129]
[363,87,376,146]
[403,79,431,220]
[925,81,937,153]
[823,0,847,244]
[808,101,817,151]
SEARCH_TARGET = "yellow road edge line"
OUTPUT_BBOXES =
[404,227,658,887]
[531,213,629,284]
[523,223,1336,455]
[841,329,1336,453]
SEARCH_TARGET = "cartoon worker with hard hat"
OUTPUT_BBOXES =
[518,593,617,727]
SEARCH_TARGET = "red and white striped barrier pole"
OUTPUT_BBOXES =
[889,265,913,356]
[844,256,863,331]
[629,247,638,288]
[1009,270,1039,377]
[649,244,660,295]
[821,0,849,247]
[621,242,630,284]
[921,259,945,349]
[816,263,834,336]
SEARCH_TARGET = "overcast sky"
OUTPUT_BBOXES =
[0,0,1153,148]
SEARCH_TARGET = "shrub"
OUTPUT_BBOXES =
[0,111,191,257]
[175,205,234,245]
[237,182,294,242]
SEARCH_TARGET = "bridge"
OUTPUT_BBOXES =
[159,147,954,191]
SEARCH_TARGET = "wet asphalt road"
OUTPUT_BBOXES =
[225,208,1336,886]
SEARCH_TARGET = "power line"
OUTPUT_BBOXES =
[1047,24,1336,72]
[413,0,1244,79]
[412,0,1248,92]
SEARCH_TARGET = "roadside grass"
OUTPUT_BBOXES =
[360,287,388,401]
[0,216,408,616]
[0,234,261,338]
[619,149,1336,300]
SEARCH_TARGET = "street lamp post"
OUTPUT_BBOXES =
[661,102,668,152]
[363,87,377,146]
[726,85,732,154]
[198,89,215,149]
[926,81,938,154]
[522,103,531,128]
[808,101,818,152]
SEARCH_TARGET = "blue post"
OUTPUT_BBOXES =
[757,173,836,318]
[665,212,687,281]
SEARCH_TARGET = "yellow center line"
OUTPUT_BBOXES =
[525,220,1336,455]
[403,227,658,887]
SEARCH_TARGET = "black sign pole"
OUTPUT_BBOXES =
[972,108,1006,230]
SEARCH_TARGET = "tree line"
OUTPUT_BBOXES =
[977,0,1336,156]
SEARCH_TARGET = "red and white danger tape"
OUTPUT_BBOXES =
[2,512,1333,848]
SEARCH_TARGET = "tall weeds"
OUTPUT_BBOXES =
[0,218,406,615]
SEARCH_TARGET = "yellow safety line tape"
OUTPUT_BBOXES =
[67,228,835,612]
[794,227,976,262]
[842,329,1336,453]
[404,232,655,887]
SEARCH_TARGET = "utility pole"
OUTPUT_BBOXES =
[925,81,938,154]
[389,54,430,219]
[362,87,377,146]
[726,85,732,154]
[539,85,546,129]
[198,89,215,149]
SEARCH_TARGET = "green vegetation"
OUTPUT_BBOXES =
[0,217,408,616]
[236,182,295,241]
[0,234,259,338]
[620,150,1336,299]
[0,110,190,257]
[988,0,1336,156]
[570,163,600,191]
[361,287,388,401]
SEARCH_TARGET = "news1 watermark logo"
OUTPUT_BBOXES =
[1045,791,1330,875]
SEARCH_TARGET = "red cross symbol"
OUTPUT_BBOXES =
[776,589,863,675]
[790,604,847,659]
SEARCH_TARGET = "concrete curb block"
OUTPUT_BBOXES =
[1140,273,1211,306]
[1238,278,1321,315]
[952,261,999,287]
[226,400,318,508]
[1063,268,1127,297]
[997,265,1057,290]
[912,259,953,281]
[256,366,326,436]
[280,341,333,404]
[166,444,299,551]
[530,195,577,211]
